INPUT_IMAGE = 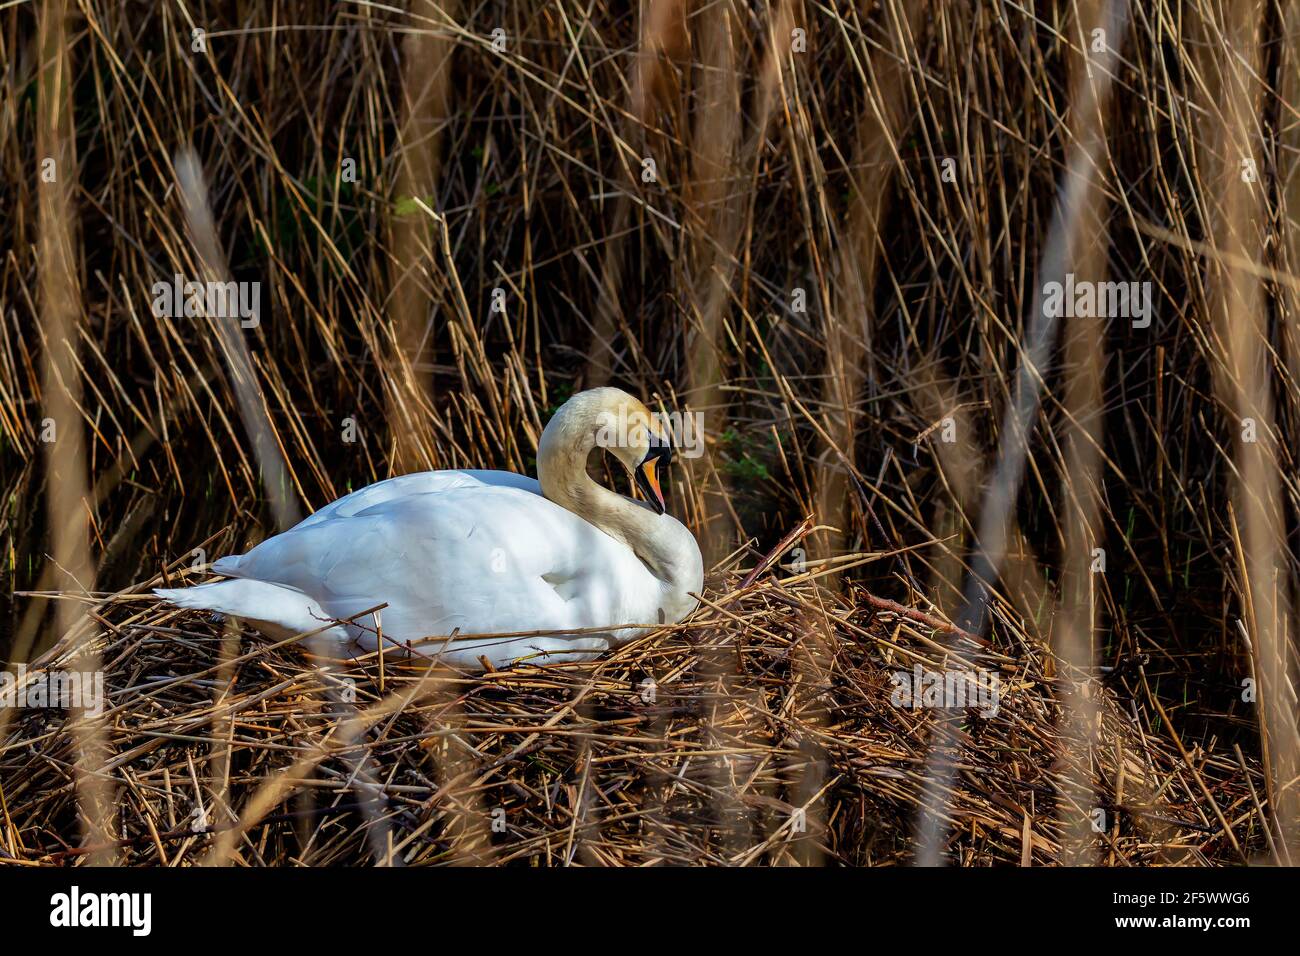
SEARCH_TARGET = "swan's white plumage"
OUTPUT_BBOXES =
[156,466,702,670]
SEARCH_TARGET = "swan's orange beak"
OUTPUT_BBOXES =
[635,445,671,514]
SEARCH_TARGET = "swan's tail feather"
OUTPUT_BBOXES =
[154,579,350,646]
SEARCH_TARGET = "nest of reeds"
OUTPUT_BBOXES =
[0,550,1264,867]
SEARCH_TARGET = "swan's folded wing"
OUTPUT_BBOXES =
[216,484,643,646]
[292,470,541,530]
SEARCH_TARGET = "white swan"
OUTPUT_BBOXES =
[155,387,704,670]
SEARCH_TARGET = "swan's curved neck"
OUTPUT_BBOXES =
[537,403,699,595]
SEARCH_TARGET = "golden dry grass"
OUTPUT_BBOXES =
[1,0,1297,865]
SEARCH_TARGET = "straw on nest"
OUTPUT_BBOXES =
[0,539,1263,867]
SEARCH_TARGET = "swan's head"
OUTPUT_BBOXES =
[540,386,675,514]
[598,393,673,515]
